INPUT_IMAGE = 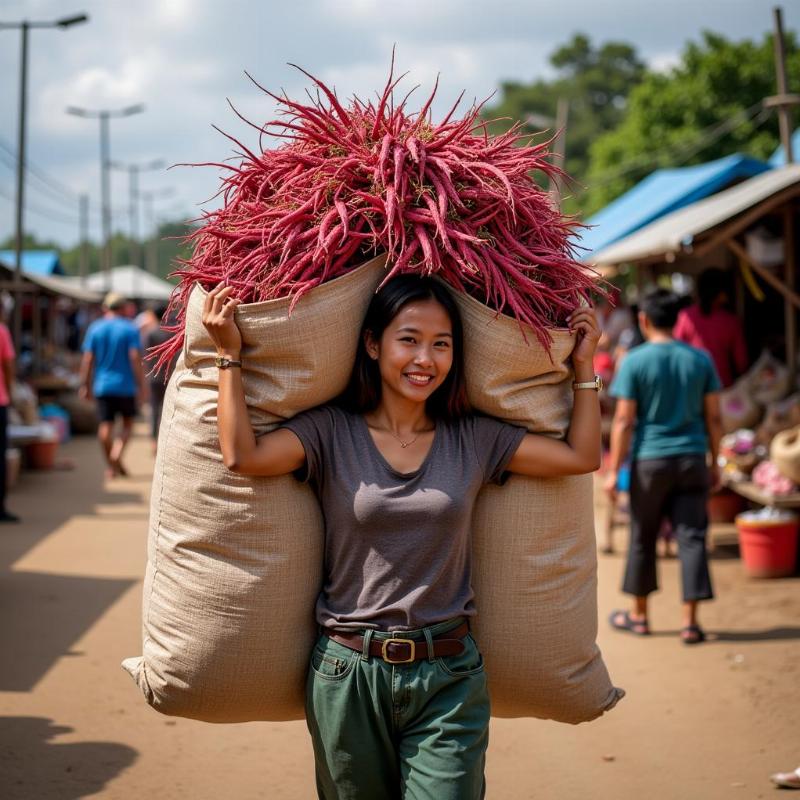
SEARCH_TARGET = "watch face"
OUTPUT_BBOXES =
[596,375,604,391]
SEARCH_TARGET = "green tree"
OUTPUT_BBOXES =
[483,33,646,213]
[586,31,800,214]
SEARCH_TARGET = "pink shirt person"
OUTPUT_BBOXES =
[674,268,748,388]
[0,323,15,406]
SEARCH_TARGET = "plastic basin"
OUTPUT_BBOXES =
[735,513,799,578]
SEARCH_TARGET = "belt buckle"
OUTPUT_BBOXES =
[381,637,416,664]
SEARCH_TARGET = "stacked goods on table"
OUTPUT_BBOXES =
[718,351,800,499]
[124,61,623,723]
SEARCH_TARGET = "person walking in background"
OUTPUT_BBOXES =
[605,289,723,645]
[0,302,20,523]
[674,267,748,388]
[79,293,146,479]
[143,304,175,453]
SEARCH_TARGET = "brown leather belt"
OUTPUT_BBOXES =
[327,622,470,665]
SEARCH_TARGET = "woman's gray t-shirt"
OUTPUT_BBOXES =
[282,405,526,632]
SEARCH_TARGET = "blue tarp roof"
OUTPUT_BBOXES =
[0,249,63,275]
[577,154,770,260]
[769,129,800,166]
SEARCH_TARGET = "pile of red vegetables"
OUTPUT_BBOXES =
[155,59,599,369]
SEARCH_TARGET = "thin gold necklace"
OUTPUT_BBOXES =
[368,422,432,449]
[386,430,420,449]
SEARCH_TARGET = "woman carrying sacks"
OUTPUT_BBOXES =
[202,274,602,800]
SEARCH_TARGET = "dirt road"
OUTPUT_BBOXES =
[1,427,798,799]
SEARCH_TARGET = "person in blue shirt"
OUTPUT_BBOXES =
[605,288,723,645]
[79,292,145,478]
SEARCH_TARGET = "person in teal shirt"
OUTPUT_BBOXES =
[605,289,722,645]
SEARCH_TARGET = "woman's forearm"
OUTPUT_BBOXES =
[217,360,257,470]
[566,361,602,472]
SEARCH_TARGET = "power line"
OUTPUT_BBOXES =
[581,100,768,191]
[0,135,79,203]
[0,182,80,226]
[0,147,81,210]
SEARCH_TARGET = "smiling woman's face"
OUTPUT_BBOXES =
[365,298,454,406]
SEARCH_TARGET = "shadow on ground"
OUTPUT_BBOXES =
[0,716,138,799]
[0,434,142,691]
[645,627,800,642]
[0,571,135,691]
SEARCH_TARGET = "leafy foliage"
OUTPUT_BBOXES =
[483,34,646,213]
[586,31,800,213]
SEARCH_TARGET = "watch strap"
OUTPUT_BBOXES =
[215,356,242,369]
[572,374,602,391]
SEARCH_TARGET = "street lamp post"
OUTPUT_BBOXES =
[0,12,89,342]
[111,158,165,269]
[66,103,145,275]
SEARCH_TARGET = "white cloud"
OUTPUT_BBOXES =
[649,51,682,73]
[0,0,787,246]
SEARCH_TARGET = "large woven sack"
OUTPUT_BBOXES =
[123,254,388,722]
[124,253,622,724]
[452,289,623,721]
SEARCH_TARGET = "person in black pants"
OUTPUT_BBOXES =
[0,312,19,522]
[604,289,723,644]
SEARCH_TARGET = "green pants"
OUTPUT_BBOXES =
[305,617,490,800]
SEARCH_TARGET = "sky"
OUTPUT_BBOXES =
[0,0,793,249]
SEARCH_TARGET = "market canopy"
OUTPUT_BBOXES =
[0,249,64,275]
[63,265,176,301]
[0,261,101,302]
[769,128,800,166]
[589,163,800,267]
[576,154,769,259]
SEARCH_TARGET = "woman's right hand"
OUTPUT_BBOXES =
[202,284,243,357]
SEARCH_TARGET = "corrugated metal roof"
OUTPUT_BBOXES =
[590,164,800,267]
[576,154,769,258]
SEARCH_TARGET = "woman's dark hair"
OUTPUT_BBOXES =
[697,267,730,315]
[338,275,470,419]
[640,288,682,330]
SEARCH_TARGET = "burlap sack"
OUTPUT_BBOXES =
[452,289,624,721]
[123,254,388,722]
[124,253,622,723]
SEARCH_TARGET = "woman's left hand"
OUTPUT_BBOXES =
[567,307,600,366]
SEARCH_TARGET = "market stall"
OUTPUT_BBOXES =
[590,164,800,574]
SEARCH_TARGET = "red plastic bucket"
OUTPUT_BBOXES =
[735,512,798,578]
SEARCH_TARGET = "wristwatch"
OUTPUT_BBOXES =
[572,374,603,391]
[215,355,242,369]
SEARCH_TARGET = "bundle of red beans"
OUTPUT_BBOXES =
[154,58,598,371]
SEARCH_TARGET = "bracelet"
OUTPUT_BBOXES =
[215,355,242,369]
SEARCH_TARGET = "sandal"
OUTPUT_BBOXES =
[609,610,650,636]
[680,625,706,645]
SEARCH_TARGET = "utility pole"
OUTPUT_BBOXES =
[111,158,164,268]
[550,97,570,208]
[765,6,800,387]
[66,103,145,274]
[766,7,798,164]
[0,12,89,343]
[79,194,89,286]
[142,187,176,277]
[524,98,570,209]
